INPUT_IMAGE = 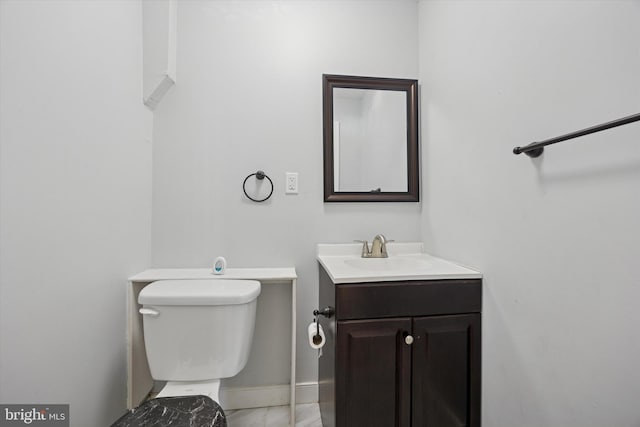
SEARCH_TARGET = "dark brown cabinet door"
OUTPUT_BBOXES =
[411,314,481,427]
[336,318,412,427]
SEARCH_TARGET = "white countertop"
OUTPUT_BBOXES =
[129,268,297,282]
[317,243,481,284]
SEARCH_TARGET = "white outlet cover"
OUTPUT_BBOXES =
[286,172,298,194]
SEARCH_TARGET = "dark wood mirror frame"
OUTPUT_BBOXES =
[323,74,419,202]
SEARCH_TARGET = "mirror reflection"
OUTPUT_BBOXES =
[332,88,407,192]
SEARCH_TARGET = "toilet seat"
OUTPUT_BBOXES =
[111,395,226,427]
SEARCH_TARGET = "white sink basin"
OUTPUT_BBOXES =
[343,255,433,271]
[317,242,481,284]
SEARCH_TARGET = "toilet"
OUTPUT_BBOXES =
[138,279,261,405]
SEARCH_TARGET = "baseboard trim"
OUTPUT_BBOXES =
[294,382,319,405]
[220,382,318,410]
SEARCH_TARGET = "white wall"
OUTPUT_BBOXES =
[0,1,152,426]
[143,0,173,99]
[419,1,640,426]
[151,0,420,388]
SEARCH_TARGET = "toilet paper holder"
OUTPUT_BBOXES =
[313,306,334,337]
[313,307,334,318]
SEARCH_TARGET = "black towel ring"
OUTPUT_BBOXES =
[242,170,274,202]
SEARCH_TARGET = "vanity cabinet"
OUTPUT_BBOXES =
[318,266,482,427]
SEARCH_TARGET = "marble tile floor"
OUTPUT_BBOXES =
[225,403,322,427]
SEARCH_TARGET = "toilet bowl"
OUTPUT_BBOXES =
[138,279,261,405]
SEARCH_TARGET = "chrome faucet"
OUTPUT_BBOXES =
[355,234,391,258]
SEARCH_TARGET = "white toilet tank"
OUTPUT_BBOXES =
[138,279,261,382]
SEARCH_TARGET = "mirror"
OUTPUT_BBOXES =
[323,74,419,202]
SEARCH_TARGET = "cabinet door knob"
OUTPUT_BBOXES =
[404,334,414,345]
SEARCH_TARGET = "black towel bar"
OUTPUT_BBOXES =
[513,112,640,157]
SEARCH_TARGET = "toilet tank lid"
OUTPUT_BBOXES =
[138,279,261,306]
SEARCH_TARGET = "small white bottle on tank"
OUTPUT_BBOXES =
[212,256,227,275]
